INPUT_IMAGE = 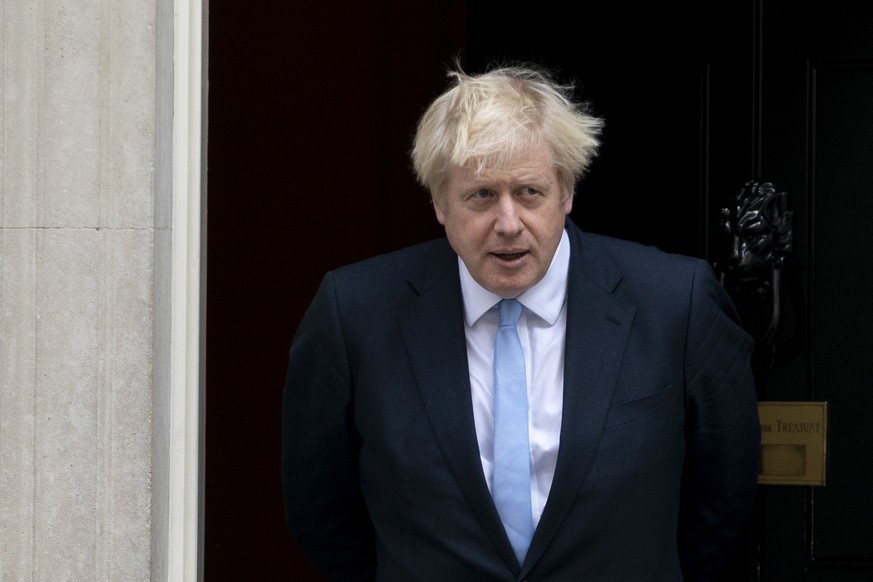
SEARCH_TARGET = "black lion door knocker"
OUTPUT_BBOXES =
[714,181,801,390]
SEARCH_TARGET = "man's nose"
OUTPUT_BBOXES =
[493,195,523,235]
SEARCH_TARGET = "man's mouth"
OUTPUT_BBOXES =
[492,251,527,261]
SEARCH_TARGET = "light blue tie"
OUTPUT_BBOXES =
[492,299,533,564]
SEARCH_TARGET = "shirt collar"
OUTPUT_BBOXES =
[459,229,570,326]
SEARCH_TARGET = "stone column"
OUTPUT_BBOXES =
[0,0,199,580]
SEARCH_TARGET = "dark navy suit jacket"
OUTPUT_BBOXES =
[282,220,760,581]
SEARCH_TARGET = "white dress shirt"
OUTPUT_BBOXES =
[458,230,569,528]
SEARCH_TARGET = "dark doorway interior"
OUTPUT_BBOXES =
[205,3,464,580]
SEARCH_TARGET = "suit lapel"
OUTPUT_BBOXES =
[397,243,519,570]
[522,226,636,572]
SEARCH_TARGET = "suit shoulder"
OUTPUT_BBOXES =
[569,230,731,322]
[321,237,454,307]
[578,231,705,281]
[332,238,450,279]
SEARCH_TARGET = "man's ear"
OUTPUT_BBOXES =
[433,196,447,225]
[563,192,574,215]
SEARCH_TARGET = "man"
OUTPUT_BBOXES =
[282,66,760,581]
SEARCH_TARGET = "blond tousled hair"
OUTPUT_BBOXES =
[411,65,604,206]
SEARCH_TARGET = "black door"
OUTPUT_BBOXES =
[753,1,873,579]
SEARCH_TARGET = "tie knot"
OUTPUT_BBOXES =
[498,299,523,327]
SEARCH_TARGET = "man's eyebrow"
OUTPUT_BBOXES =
[464,172,553,186]
[509,175,555,189]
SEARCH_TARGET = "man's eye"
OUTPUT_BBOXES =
[520,187,540,197]
[472,189,491,199]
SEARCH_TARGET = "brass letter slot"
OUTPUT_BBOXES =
[758,401,828,486]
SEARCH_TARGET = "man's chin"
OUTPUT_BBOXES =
[481,277,533,299]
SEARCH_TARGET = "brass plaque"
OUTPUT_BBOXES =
[758,401,828,486]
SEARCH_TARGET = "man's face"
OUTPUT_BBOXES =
[434,144,572,298]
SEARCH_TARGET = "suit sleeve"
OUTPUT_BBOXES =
[281,272,376,581]
[678,261,761,581]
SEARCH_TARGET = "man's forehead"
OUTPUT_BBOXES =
[460,166,553,185]
[452,150,556,184]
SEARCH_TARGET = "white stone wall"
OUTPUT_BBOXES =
[0,0,173,579]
